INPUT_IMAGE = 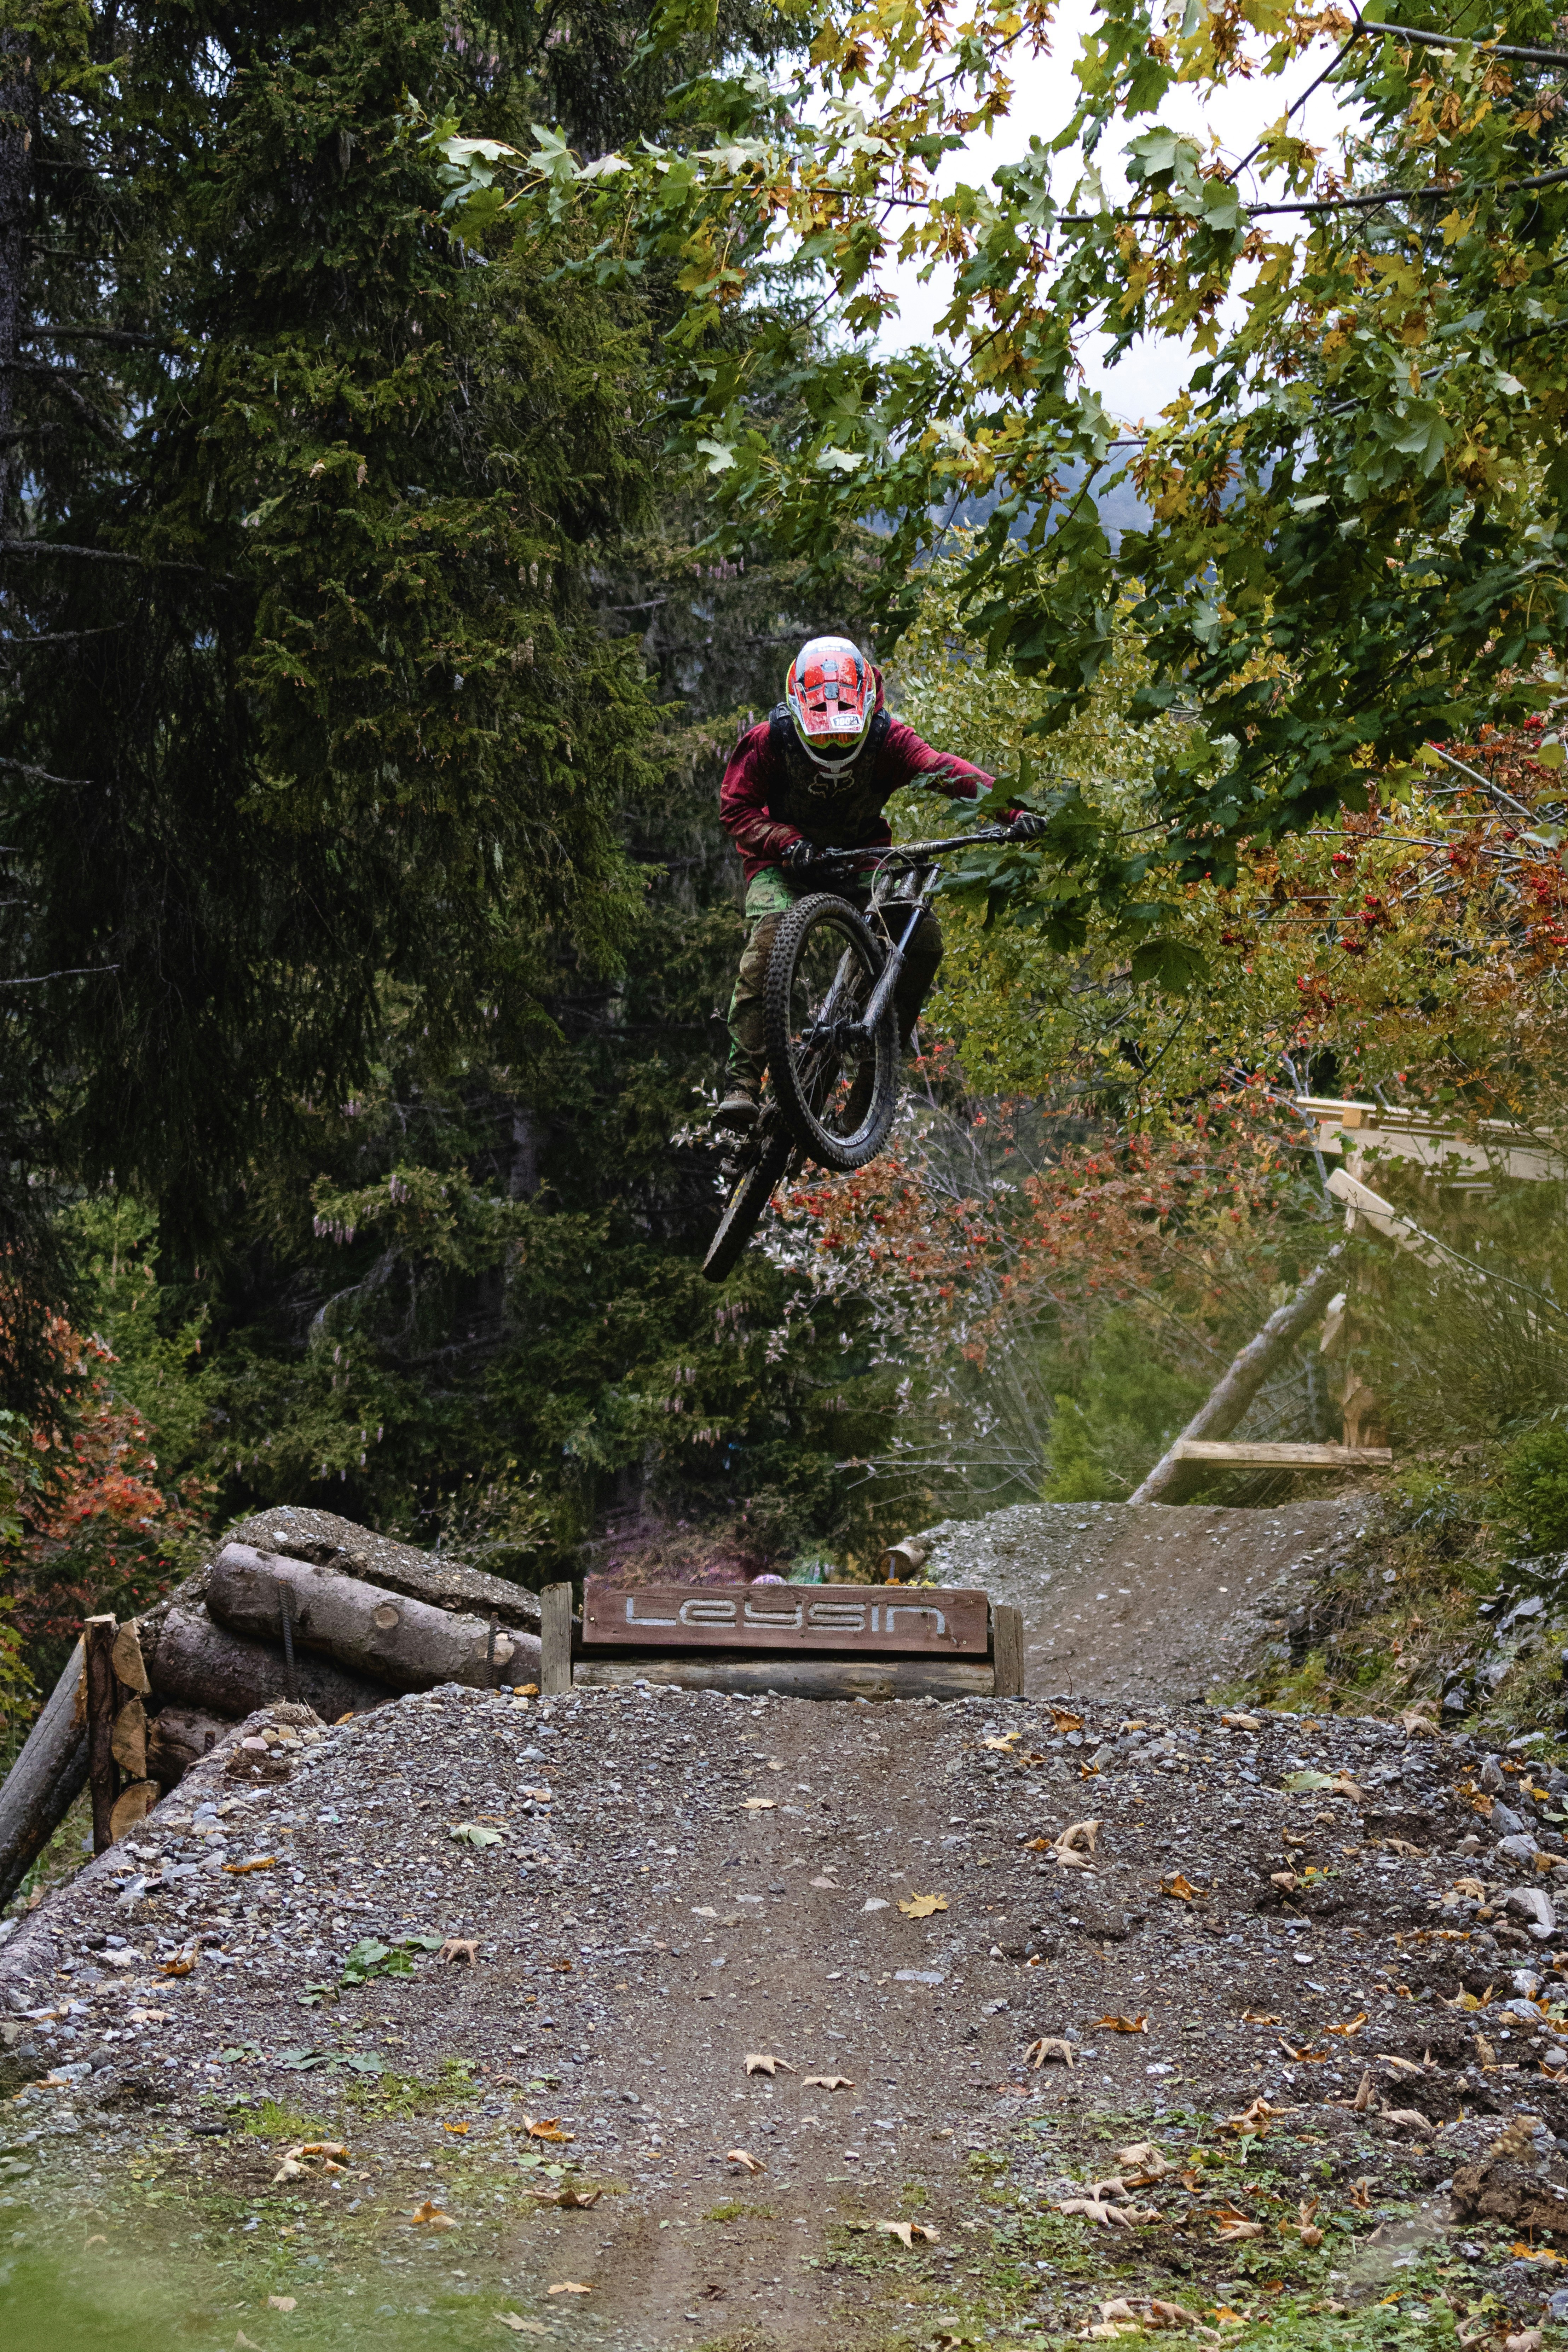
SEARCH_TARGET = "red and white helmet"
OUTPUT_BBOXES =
[785,636,874,770]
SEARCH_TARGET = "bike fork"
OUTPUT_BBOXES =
[860,869,939,1036]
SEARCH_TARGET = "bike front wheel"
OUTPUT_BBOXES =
[763,892,898,1172]
[702,1132,793,1282]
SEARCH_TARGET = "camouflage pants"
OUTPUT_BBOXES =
[726,867,944,1082]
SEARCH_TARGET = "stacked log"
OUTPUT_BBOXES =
[0,1507,546,1910]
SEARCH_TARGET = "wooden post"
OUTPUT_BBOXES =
[0,1638,88,1911]
[1127,1244,1346,1506]
[991,1604,1024,1699]
[82,1614,119,1854]
[540,1584,574,1696]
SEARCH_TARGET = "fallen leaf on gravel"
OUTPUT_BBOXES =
[1049,1708,1083,1732]
[1117,2144,1173,2181]
[1241,2011,1281,2025]
[1352,2069,1373,2111]
[1348,2178,1372,2210]
[493,2317,549,2336]
[1450,1878,1488,1900]
[528,2186,602,2209]
[1058,2199,1157,2229]
[1162,1874,1199,1901]
[440,1939,478,1965]
[1279,2042,1328,2063]
[744,2053,796,2076]
[523,2116,574,2143]
[1280,1770,1335,1791]
[408,2200,458,2229]
[1222,2099,1279,2136]
[451,1823,505,1848]
[897,1893,948,1918]
[1384,2107,1437,2134]
[1025,2037,1076,2069]
[1476,2035,1498,2067]
[444,2122,470,2136]
[1325,2013,1367,2037]
[547,2282,591,2297]
[1377,2052,1422,2075]
[271,2154,305,2183]
[802,2075,855,2090]
[301,2142,349,2160]
[983,1734,1020,1753]
[1223,1714,1262,1731]
[726,2149,765,2173]
[876,2218,939,2246]
[267,2295,297,2311]
[1053,1845,1096,1870]
[1057,1819,1098,1853]
[1296,2199,1324,2249]
[1214,2219,1264,2243]
[159,1947,197,1976]
[1381,1837,1424,1858]
[1148,2299,1206,2329]
[1095,2015,1148,2033]
[223,1856,276,1877]
[1270,1872,1301,1893]
[741,1798,776,1811]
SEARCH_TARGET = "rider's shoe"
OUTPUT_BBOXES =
[713,1081,760,1135]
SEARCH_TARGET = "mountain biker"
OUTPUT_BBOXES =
[715,635,1042,1134]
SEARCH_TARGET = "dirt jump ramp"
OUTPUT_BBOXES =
[922,1497,1367,1707]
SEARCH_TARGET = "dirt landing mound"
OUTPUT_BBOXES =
[922,1498,1367,1704]
[1,1675,1557,2350]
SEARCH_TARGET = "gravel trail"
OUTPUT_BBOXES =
[4,1678,1568,2347]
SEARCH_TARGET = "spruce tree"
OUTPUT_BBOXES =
[1,0,656,1270]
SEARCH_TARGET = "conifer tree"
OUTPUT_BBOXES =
[0,0,656,1284]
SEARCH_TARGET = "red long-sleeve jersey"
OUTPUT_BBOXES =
[719,676,994,883]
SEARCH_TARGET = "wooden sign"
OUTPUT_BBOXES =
[580,1580,989,1657]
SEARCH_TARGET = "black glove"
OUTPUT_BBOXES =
[782,838,821,872]
[1007,811,1050,841]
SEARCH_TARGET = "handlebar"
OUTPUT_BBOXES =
[809,824,1018,870]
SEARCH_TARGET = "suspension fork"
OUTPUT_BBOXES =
[854,868,938,1038]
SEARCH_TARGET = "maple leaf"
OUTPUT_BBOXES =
[898,1893,948,1918]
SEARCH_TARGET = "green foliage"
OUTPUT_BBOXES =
[453,0,1568,933]
[3,0,656,1242]
[1493,1425,1568,1555]
[1042,1314,1206,1504]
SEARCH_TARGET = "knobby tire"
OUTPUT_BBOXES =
[702,1131,792,1282]
[763,892,899,1172]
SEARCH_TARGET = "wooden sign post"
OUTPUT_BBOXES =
[539,1580,1023,1701]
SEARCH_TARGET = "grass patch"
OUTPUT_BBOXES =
[230,2096,330,2141]
[347,2056,476,2115]
[703,2200,774,2222]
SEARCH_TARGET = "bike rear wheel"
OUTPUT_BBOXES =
[763,892,898,1171]
[702,1131,793,1282]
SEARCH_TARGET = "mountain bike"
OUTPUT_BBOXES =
[702,823,1023,1281]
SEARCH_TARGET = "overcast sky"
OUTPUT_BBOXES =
[876,2,1365,425]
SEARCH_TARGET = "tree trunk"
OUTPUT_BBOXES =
[0,1639,87,1912]
[1127,1244,1347,1506]
[205,1544,543,1694]
[141,1601,387,1724]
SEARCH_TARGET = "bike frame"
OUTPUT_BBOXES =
[804,826,1014,1048]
